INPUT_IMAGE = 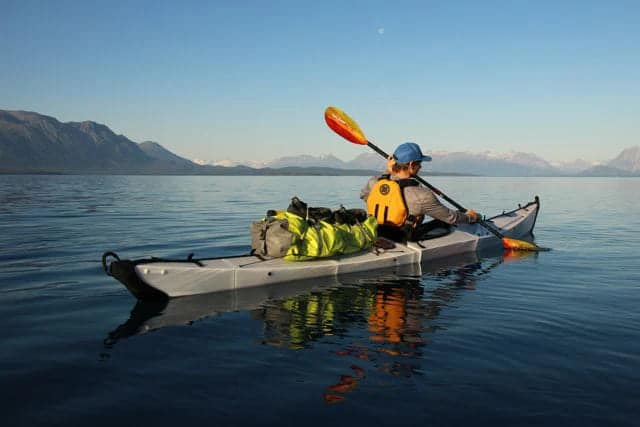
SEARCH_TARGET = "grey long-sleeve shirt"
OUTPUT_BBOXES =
[360,175,472,225]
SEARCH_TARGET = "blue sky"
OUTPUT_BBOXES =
[2,0,639,163]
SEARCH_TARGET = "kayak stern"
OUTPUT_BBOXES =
[103,253,169,300]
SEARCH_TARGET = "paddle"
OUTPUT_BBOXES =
[324,106,547,251]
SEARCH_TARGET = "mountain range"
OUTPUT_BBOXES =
[201,148,640,177]
[1,109,639,176]
[0,110,377,176]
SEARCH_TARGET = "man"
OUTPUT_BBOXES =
[360,142,478,242]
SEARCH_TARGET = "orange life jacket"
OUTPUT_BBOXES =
[366,175,419,227]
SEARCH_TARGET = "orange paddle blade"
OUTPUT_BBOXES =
[324,106,368,145]
[502,237,548,251]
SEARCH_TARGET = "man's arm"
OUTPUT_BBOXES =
[406,186,472,224]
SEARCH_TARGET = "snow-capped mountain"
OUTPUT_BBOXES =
[415,150,561,176]
[346,153,387,170]
[551,158,600,172]
[266,154,346,169]
[193,158,268,169]
[607,146,640,172]
[196,153,386,171]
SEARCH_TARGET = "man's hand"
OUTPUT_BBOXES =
[466,209,479,223]
[385,155,396,173]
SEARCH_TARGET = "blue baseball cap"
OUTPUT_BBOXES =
[393,142,432,164]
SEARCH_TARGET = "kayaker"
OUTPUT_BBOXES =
[360,142,479,242]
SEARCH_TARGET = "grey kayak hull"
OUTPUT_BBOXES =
[103,197,540,300]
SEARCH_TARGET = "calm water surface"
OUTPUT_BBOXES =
[1,175,639,426]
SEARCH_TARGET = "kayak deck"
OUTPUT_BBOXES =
[104,197,540,299]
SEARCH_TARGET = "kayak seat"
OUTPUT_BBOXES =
[377,219,453,243]
[412,219,453,241]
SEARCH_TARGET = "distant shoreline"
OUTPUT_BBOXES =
[1,170,638,177]
[0,169,474,177]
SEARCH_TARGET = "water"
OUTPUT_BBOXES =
[1,175,639,426]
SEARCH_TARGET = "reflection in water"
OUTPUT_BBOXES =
[106,250,537,401]
[255,253,492,350]
[252,251,534,402]
[104,276,350,346]
[323,280,427,402]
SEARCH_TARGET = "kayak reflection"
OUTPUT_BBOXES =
[106,248,535,347]
[104,262,422,346]
[105,249,537,400]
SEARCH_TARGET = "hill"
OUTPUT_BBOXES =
[0,110,148,173]
[0,110,379,176]
[577,165,639,177]
[607,146,640,173]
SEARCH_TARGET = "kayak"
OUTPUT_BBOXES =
[102,196,541,300]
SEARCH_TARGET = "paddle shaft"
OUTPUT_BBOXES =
[366,140,507,240]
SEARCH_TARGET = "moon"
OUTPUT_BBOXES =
[377,28,385,35]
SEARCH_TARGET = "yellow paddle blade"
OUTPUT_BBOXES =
[324,106,368,145]
[502,237,548,252]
